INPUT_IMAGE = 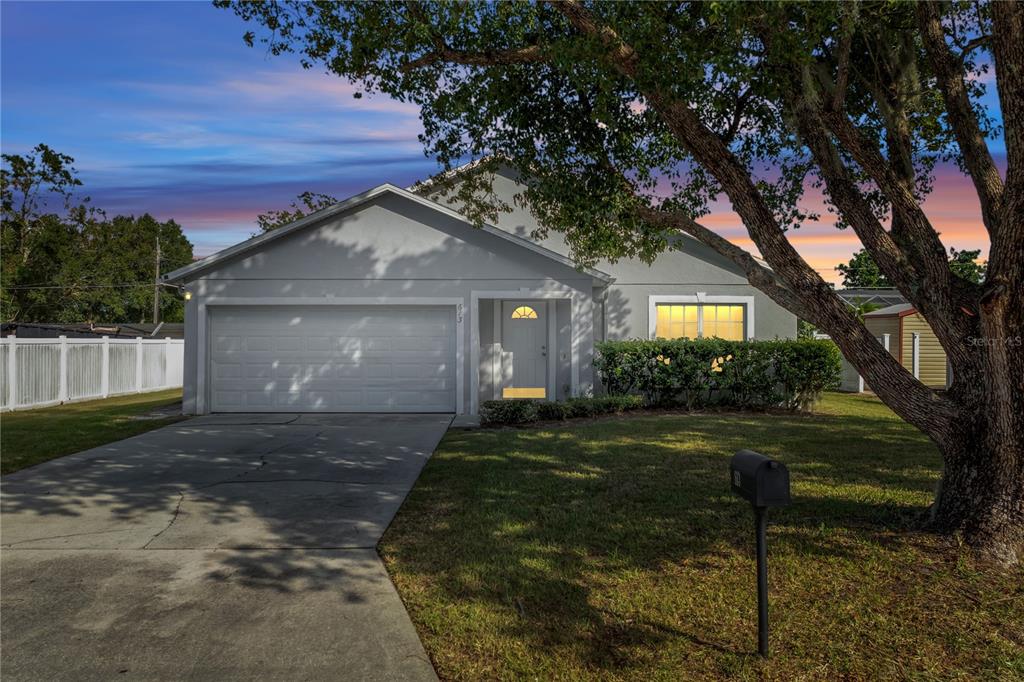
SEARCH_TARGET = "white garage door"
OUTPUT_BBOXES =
[209,306,457,412]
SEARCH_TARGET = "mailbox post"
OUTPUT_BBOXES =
[730,450,791,658]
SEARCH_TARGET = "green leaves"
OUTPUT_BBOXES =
[838,248,893,288]
[214,1,994,271]
[1,145,194,323]
[254,191,339,234]
[594,338,841,411]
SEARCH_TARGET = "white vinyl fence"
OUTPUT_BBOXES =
[0,335,184,411]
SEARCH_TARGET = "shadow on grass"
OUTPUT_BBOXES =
[380,400,945,675]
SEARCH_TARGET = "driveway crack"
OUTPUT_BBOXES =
[142,490,185,549]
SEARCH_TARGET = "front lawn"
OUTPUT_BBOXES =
[1,389,184,475]
[380,393,1023,680]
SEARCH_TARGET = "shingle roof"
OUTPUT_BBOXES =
[836,288,907,308]
[863,303,915,317]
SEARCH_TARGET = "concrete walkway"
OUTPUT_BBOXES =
[1,413,449,681]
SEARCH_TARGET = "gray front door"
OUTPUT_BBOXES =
[501,301,547,399]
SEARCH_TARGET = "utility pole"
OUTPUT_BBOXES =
[153,232,161,324]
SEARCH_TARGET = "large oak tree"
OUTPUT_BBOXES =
[217,1,1023,563]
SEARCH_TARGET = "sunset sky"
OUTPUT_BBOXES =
[1,1,999,284]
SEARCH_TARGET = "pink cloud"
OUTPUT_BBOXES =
[697,162,989,284]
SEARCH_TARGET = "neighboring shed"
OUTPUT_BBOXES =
[836,288,907,309]
[863,304,947,388]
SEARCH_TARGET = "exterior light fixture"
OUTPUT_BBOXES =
[183,291,193,301]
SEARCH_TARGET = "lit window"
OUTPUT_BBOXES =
[655,304,698,339]
[655,304,745,340]
[703,305,745,340]
[511,305,538,320]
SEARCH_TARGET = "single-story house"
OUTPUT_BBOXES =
[164,165,795,415]
[863,303,948,388]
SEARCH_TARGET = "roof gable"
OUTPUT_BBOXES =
[415,163,774,282]
[164,184,612,284]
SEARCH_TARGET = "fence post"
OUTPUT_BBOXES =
[165,337,172,388]
[58,335,69,403]
[101,336,110,398]
[911,332,920,379]
[6,335,16,408]
[135,337,144,393]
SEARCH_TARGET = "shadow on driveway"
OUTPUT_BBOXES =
[1,413,450,681]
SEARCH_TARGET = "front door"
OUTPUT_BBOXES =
[501,301,547,399]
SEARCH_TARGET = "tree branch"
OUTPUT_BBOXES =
[637,205,810,317]
[917,2,1004,236]
[831,1,858,112]
[401,1,546,72]
[720,88,753,144]
[391,0,959,435]
[986,1,1024,291]
[957,33,991,61]
[400,43,546,72]
[792,94,981,377]
[592,152,801,313]
[554,0,956,436]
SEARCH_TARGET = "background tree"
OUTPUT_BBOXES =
[948,247,987,284]
[255,191,338,233]
[1,146,193,323]
[80,214,194,323]
[1,143,83,265]
[839,246,986,288]
[837,248,892,288]
[219,1,1023,563]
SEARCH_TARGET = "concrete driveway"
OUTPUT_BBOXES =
[1,413,450,681]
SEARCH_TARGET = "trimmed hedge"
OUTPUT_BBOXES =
[481,394,644,426]
[594,338,840,411]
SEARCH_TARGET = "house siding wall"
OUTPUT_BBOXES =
[863,316,900,360]
[425,169,797,342]
[179,193,594,414]
[901,313,947,387]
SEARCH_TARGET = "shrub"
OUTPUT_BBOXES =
[480,399,538,425]
[535,401,570,421]
[483,395,645,425]
[594,338,840,411]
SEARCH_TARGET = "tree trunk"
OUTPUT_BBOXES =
[930,424,1024,565]
[929,328,1024,564]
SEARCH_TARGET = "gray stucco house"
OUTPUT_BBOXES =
[164,165,795,415]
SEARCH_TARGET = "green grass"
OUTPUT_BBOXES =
[1,389,184,475]
[380,393,1024,681]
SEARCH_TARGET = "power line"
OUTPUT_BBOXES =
[2,283,183,291]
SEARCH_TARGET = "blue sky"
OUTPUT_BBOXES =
[2,0,435,255]
[1,1,996,279]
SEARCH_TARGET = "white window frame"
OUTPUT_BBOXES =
[647,294,755,340]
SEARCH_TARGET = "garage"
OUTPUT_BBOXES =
[208,306,456,412]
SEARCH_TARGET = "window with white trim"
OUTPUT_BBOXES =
[654,303,746,340]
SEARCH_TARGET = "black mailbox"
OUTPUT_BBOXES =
[730,450,791,508]
[730,449,791,658]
